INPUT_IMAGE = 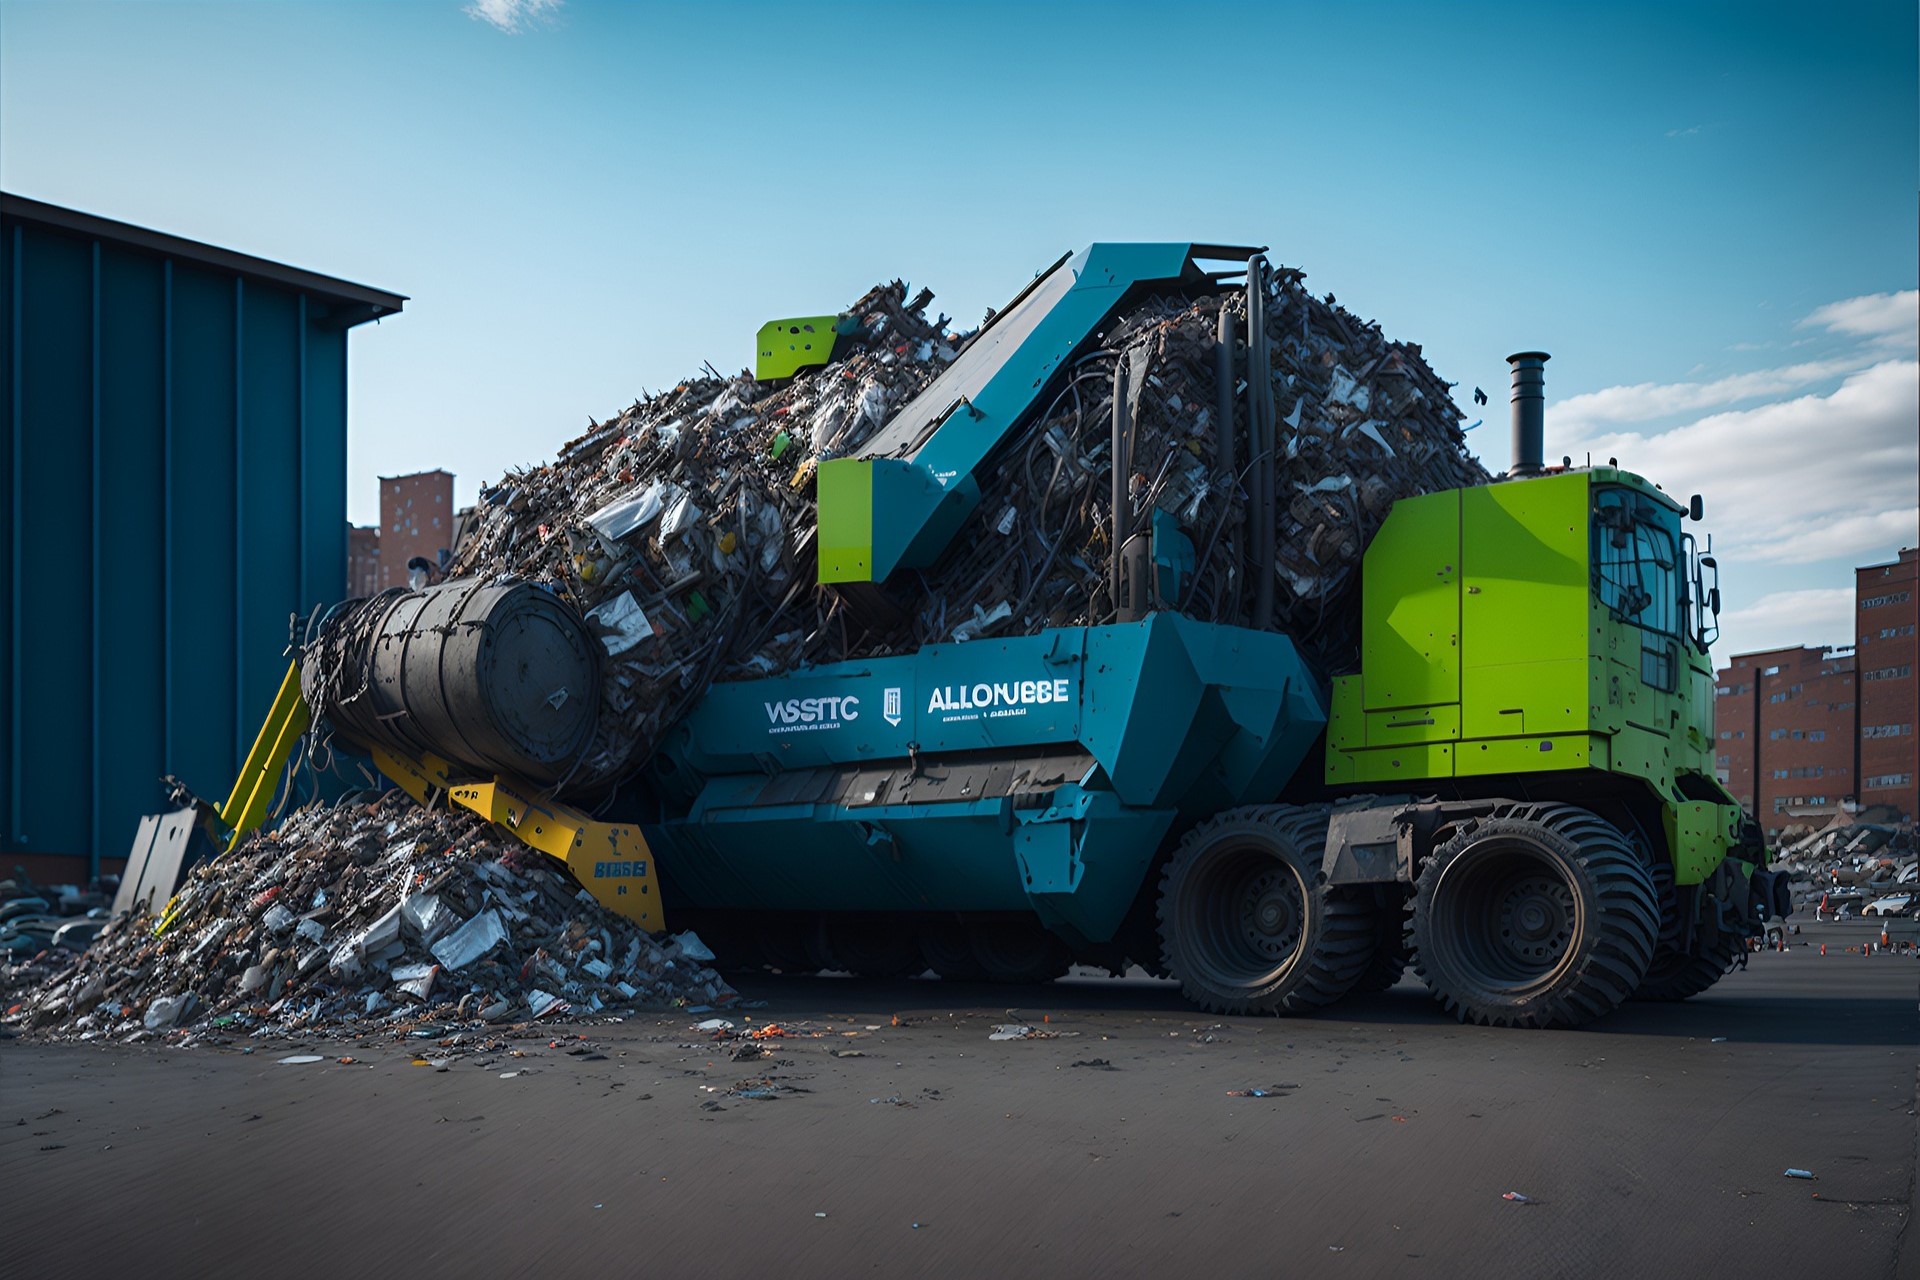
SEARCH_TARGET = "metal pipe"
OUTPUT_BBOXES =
[1248,256,1276,629]
[1215,308,1236,486]
[1507,351,1550,478]
[1214,306,1239,625]
[1109,357,1132,613]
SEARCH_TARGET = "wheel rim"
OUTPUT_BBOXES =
[1178,841,1308,988]
[1431,839,1581,992]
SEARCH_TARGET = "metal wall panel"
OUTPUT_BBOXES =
[0,206,397,875]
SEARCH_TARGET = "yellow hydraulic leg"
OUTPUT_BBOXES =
[218,662,311,851]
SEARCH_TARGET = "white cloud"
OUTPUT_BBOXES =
[465,0,562,33]
[1553,357,1865,435]
[1800,289,1919,344]
[1717,588,1857,658]
[1558,359,1919,568]
[1551,291,1918,440]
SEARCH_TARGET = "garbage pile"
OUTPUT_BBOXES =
[5,791,735,1042]
[1772,806,1917,917]
[1,873,116,1011]
[304,260,1485,793]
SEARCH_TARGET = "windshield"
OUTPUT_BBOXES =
[1592,487,1682,692]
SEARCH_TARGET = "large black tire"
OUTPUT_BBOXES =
[920,925,987,982]
[755,915,830,975]
[1633,935,1741,1001]
[968,921,1072,984]
[1411,803,1658,1029]
[1157,806,1375,1015]
[1630,856,1740,1002]
[828,916,925,979]
[1352,889,1413,995]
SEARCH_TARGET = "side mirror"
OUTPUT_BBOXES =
[1688,494,1704,521]
[1710,587,1721,614]
[1700,555,1716,570]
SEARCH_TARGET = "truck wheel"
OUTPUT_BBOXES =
[1411,804,1657,1029]
[1157,806,1374,1015]
[921,926,987,982]
[756,915,830,975]
[828,917,925,979]
[968,921,1072,984]
[1352,890,1412,995]
[1633,936,1742,1002]
[1630,855,1740,1001]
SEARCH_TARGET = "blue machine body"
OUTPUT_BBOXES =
[638,614,1326,944]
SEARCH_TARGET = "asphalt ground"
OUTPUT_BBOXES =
[3,919,1916,1280]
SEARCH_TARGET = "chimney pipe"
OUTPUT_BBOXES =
[1507,351,1550,478]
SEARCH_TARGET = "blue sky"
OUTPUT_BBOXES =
[3,0,1915,658]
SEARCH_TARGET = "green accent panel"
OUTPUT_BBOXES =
[755,315,839,381]
[1365,704,1459,746]
[1460,473,1590,739]
[1327,675,1364,752]
[1329,741,1455,784]
[1453,733,1597,776]
[1608,722,1676,782]
[1358,489,1460,709]
[815,457,872,582]
[1664,798,1738,885]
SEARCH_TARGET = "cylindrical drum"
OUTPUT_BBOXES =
[303,578,601,785]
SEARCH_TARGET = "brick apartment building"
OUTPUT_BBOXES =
[347,524,381,598]
[376,469,455,592]
[1856,547,1918,820]
[1714,646,1856,832]
[1715,547,1918,837]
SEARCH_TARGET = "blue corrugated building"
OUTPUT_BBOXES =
[1,193,405,879]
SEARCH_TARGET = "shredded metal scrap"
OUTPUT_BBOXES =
[8,792,733,1042]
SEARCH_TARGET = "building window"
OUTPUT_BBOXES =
[1772,769,1789,779]
[1860,591,1911,608]
[1863,723,1913,739]
[1863,666,1912,682]
[1716,754,1730,766]
[1808,729,1824,742]
[1865,773,1913,789]
[1761,665,1781,676]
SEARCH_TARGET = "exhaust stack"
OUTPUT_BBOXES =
[1507,350,1550,478]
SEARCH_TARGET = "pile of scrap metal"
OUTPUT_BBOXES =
[5,791,734,1042]
[299,261,1484,797]
[0,875,116,1001]
[1773,807,1918,915]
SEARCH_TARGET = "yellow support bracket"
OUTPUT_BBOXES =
[446,779,663,932]
[369,745,453,809]
[219,662,311,851]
